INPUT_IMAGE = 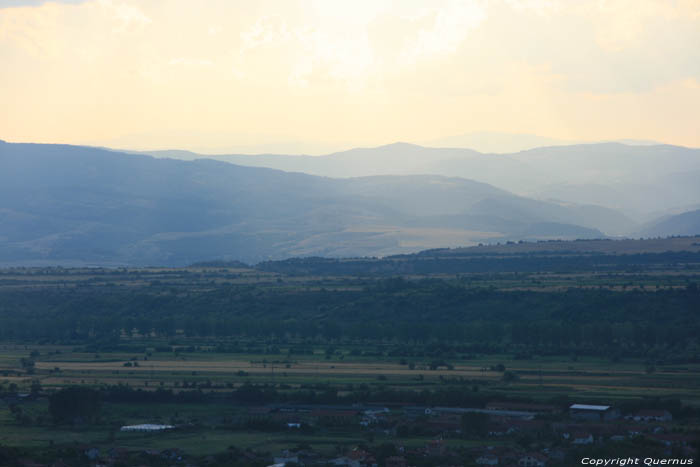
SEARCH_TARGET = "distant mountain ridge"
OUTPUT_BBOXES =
[639,209,700,237]
[421,131,571,153]
[133,141,700,220]
[0,141,636,266]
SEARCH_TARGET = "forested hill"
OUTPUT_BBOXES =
[255,236,700,275]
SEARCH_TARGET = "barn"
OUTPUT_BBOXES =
[569,404,619,421]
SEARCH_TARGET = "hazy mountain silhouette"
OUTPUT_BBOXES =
[0,141,625,266]
[639,209,700,237]
[136,142,700,219]
[421,131,570,153]
[420,132,661,153]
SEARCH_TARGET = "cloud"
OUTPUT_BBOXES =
[235,1,489,89]
[399,0,486,64]
[239,16,292,52]
[1,0,698,150]
[504,0,559,15]
[97,0,150,32]
[237,13,375,89]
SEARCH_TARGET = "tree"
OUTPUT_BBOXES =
[20,358,35,375]
[461,412,489,436]
[48,386,101,424]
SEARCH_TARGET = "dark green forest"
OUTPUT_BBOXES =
[1,275,698,362]
[2,240,700,363]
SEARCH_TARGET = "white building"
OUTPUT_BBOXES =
[569,404,619,421]
[120,423,174,432]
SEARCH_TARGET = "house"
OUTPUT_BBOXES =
[628,409,673,422]
[518,453,547,467]
[476,453,499,465]
[572,432,594,445]
[569,404,619,421]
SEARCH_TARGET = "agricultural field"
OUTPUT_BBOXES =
[0,344,697,403]
[0,239,699,465]
[1,339,699,464]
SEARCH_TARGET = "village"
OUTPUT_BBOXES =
[258,402,695,466]
[6,397,694,467]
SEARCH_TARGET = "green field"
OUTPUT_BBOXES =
[0,245,698,465]
[2,341,699,458]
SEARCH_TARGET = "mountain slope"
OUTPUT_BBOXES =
[138,142,700,218]
[1,142,615,266]
[640,209,700,237]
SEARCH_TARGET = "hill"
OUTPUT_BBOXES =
[256,236,700,275]
[0,142,622,266]
[137,142,700,219]
[640,209,700,237]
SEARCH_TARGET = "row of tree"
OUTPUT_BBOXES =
[0,279,698,358]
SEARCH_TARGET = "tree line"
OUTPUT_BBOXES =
[0,278,698,360]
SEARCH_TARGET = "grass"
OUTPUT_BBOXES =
[4,344,700,403]
[2,341,699,457]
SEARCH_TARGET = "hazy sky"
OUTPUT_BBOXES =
[1,0,699,154]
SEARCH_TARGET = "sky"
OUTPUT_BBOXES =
[1,0,699,154]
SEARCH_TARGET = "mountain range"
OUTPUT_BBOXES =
[1,140,699,266]
[136,141,700,221]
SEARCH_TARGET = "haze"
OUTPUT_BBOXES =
[1,0,699,154]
